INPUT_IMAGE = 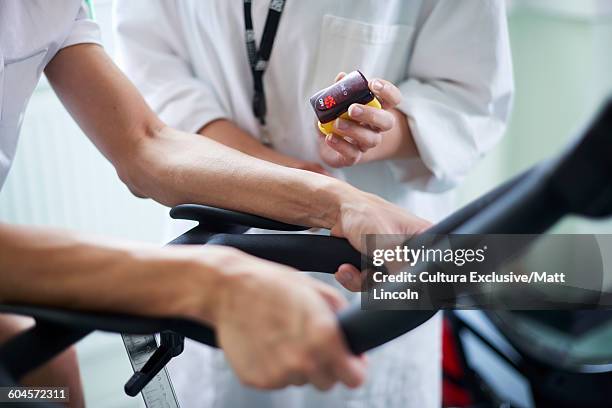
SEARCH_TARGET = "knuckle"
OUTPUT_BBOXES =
[241,374,264,388]
[241,365,287,390]
[316,321,339,345]
[373,132,383,146]
[267,370,288,389]
[384,90,401,105]
[365,109,378,125]
[306,330,330,353]
[347,144,362,160]
[337,151,356,167]
[379,112,395,130]
[383,83,401,100]
[343,154,358,166]
[315,380,335,391]
[295,354,317,378]
[361,133,378,149]
[287,353,308,373]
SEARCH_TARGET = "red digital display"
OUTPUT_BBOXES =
[324,95,336,109]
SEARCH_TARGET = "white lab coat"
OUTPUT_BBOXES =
[114,1,513,407]
[0,0,101,188]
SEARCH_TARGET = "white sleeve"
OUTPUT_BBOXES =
[393,0,514,193]
[62,1,102,49]
[113,0,227,133]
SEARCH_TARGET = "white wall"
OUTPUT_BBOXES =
[457,2,612,235]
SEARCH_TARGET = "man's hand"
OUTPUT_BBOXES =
[0,224,365,391]
[330,191,432,291]
[199,247,366,390]
[318,73,406,168]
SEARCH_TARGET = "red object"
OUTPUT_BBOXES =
[324,95,336,109]
[442,317,472,407]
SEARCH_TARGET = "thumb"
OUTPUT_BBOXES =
[335,264,363,292]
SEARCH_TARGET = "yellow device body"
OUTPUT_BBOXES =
[318,98,382,135]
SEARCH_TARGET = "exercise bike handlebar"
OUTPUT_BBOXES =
[167,205,441,354]
[0,148,582,368]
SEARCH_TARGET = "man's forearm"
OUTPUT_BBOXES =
[45,44,350,229]
[126,125,352,228]
[0,224,222,323]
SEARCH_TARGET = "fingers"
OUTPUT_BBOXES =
[333,118,382,151]
[307,361,337,391]
[369,78,402,109]
[309,278,348,311]
[303,276,365,390]
[324,134,362,167]
[348,103,395,132]
[334,263,363,292]
[316,74,401,167]
[326,332,367,389]
[307,320,367,390]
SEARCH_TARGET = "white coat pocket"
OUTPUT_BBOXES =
[311,15,415,92]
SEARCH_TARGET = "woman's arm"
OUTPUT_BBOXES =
[391,0,514,191]
[199,119,329,175]
[113,0,327,176]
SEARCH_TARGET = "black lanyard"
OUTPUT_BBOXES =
[243,0,286,128]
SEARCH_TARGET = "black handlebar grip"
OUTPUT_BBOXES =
[206,234,361,273]
[170,204,309,232]
[338,308,437,354]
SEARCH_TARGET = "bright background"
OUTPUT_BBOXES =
[0,1,611,406]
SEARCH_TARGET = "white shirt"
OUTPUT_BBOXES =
[0,0,101,188]
[115,1,512,408]
[114,0,513,219]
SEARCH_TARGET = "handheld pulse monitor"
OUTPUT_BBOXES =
[309,70,382,135]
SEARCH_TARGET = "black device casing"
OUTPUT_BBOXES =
[309,70,374,124]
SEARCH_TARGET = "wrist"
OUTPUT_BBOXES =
[175,245,257,326]
[134,246,227,325]
[306,175,361,230]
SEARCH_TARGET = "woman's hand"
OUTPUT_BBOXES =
[318,72,404,168]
